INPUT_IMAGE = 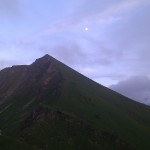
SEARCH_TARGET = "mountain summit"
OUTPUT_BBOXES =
[0,55,150,150]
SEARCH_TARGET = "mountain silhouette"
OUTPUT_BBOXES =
[0,54,150,150]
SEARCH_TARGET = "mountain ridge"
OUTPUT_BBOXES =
[0,54,150,150]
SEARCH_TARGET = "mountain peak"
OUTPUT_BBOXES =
[38,54,53,61]
[42,54,51,59]
[33,54,55,65]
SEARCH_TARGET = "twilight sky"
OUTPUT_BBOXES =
[0,0,150,105]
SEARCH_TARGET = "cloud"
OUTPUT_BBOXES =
[26,0,150,51]
[69,0,149,26]
[0,60,21,70]
[0,0,20,16]
[41,43,86,65]
[39,39,117,68]
[110,76,150,105]
[33,0,148,40]
[0,42,42,69]
[93,1,150,79]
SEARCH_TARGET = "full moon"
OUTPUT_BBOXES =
[85,27,88,31]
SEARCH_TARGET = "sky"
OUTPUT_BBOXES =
[0,0,150,105]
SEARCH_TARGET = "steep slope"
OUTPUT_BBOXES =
[0,54,150,150]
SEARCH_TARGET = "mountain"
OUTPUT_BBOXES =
[0,54,150,150]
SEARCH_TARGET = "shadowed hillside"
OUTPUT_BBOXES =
[0,55,150,150]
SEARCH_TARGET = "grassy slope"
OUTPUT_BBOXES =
[0,135,38,150]
[19,113,135,150]
[46,58,150,150]
[0,56,150,150]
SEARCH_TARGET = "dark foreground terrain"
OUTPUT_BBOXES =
[0,55,150,150]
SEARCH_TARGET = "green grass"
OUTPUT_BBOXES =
[18,111,134,150]
[0,135,38,150]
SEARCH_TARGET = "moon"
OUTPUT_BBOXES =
[85,27,89,31]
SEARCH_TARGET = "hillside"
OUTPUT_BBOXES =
[0,54,150,150]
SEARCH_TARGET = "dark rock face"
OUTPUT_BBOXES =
[0,55,62,103]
